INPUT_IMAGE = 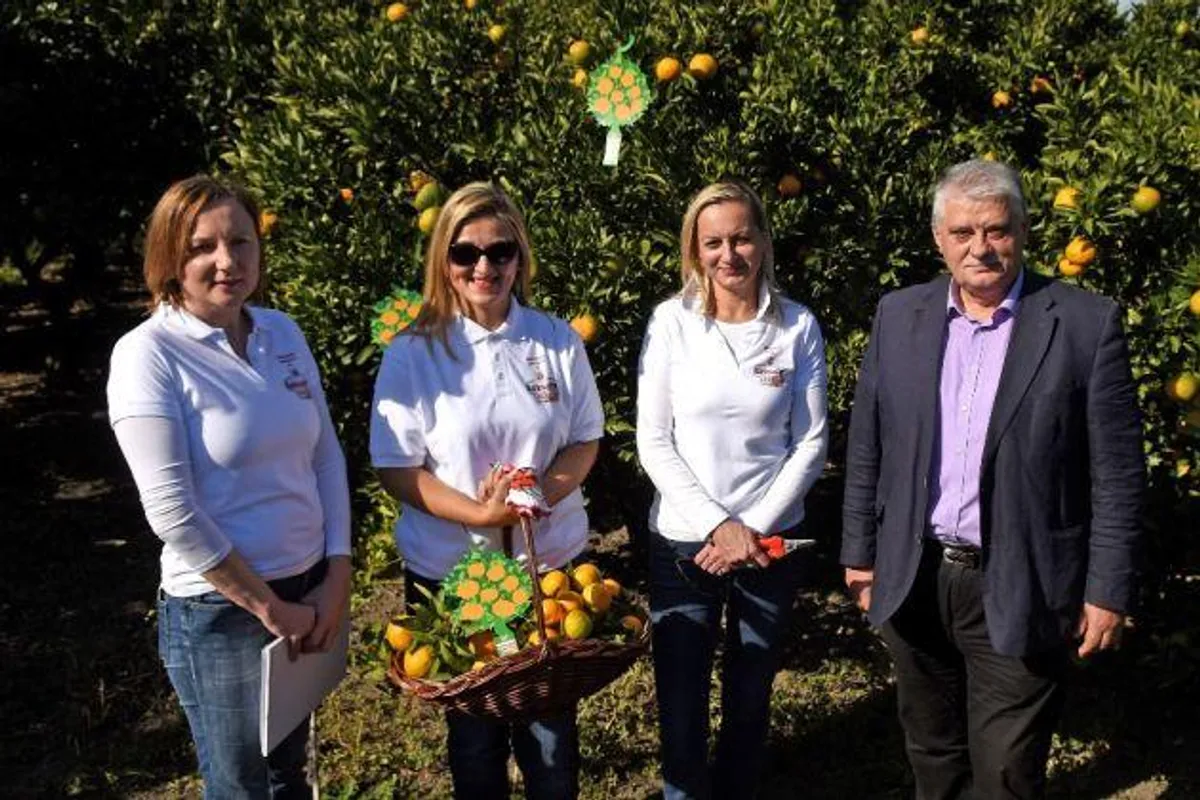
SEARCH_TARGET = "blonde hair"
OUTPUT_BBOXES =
[142,175,263,310]
[409,182,535,355]
[679,181,779,319]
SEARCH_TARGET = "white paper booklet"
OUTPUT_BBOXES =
[259,620,350,756]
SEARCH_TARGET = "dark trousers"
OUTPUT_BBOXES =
[880,542,1068,800]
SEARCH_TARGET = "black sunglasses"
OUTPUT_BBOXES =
[448,240,519,267]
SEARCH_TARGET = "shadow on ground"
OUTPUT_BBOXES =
[0,275,193,797]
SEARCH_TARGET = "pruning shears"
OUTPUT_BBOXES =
[754,535,816,562]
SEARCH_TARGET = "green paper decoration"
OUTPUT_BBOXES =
[372,287,423,347]
[587,38,652,167]
[441,547,533,649]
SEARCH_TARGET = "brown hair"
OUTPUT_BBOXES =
[142,175,263,309]
[679,180,779,319]
[410,182,535,354]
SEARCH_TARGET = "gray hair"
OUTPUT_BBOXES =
[931,160,1027,229]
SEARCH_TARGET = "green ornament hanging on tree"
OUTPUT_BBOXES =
[587,37,653,167]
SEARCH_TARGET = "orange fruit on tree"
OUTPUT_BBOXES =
[403,645,434,678]
[339,187,354,203]
[385,622,413,652]
[1064,236,1096,266]
[1030,75,1054,95]
[1053,187,1080,210]
[655,57,682,83]
[572,563,602,589]
[1130,186,1161,214]
[1188,289,1200,316]
[1058,257,1083,278]
[571,68,588,89]
[991,90,1012,109]
[258,210,278,237]
[418,206,441,235]
[582,583,612,614]
[1168,372,1198,403]
[777,173,802,198]
[562,608,594,639]
[570,313,599,344]
[385,3,408,22]
[487,24,507,45]
[540,570,569,597]
[687,53,718,80]
[567,40,591,65]
[910,26,930,46]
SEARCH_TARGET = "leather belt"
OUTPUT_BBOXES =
[939,542,982,569]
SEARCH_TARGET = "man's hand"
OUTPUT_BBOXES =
[694,519,769,574]
[844,566,874,612]
[1075,602,1125,658]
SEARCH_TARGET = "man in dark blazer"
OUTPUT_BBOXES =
[841,159,1143,799]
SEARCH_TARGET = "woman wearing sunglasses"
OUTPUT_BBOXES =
[370,182,604,799]
[636,181,828,799]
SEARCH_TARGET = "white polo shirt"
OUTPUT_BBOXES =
[370,301,605,580]
[636,286,828,542]
[107,304,351,597]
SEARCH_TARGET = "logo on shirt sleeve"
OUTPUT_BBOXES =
[277,353,313,399]
[524,356,560,403]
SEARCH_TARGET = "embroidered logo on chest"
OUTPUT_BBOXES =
[277,353,313,399]
[751,348,788,388]
[524,355,560,403]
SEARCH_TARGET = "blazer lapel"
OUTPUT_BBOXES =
[983,272,1057,463]
[910,276,950,495]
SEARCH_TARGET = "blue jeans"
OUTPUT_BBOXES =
[406,571,580,800]
[158,562,326,799]
[649,532,806,800]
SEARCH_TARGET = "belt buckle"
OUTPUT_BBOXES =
[942,544,980,569]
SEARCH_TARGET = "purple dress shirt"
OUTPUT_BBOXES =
[928,270,1025,548]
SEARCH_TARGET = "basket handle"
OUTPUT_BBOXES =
[519,516,549,641]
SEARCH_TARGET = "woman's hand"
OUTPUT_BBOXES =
[694,519,770,574]
[261,598,318,658]
[473,468,520,528]
[301,556,352,653]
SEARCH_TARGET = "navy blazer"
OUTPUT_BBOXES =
[841,271,1144,657]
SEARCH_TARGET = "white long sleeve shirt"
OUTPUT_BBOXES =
[107,305,351,597]
[636,287,828,542]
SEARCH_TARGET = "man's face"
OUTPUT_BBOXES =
[933,191,1027,302]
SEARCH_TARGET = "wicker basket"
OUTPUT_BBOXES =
[387,517,650,719]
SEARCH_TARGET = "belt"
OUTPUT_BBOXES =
[937,542,982,569]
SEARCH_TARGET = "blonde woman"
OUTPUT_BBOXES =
[636,181,828,799]
[370,182,604,799]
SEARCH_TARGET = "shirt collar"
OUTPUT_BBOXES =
[947,268,1024,323]
[158,303,265,342]
[454,297,525,345]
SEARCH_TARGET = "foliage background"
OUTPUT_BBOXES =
[2,0,1198,796]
